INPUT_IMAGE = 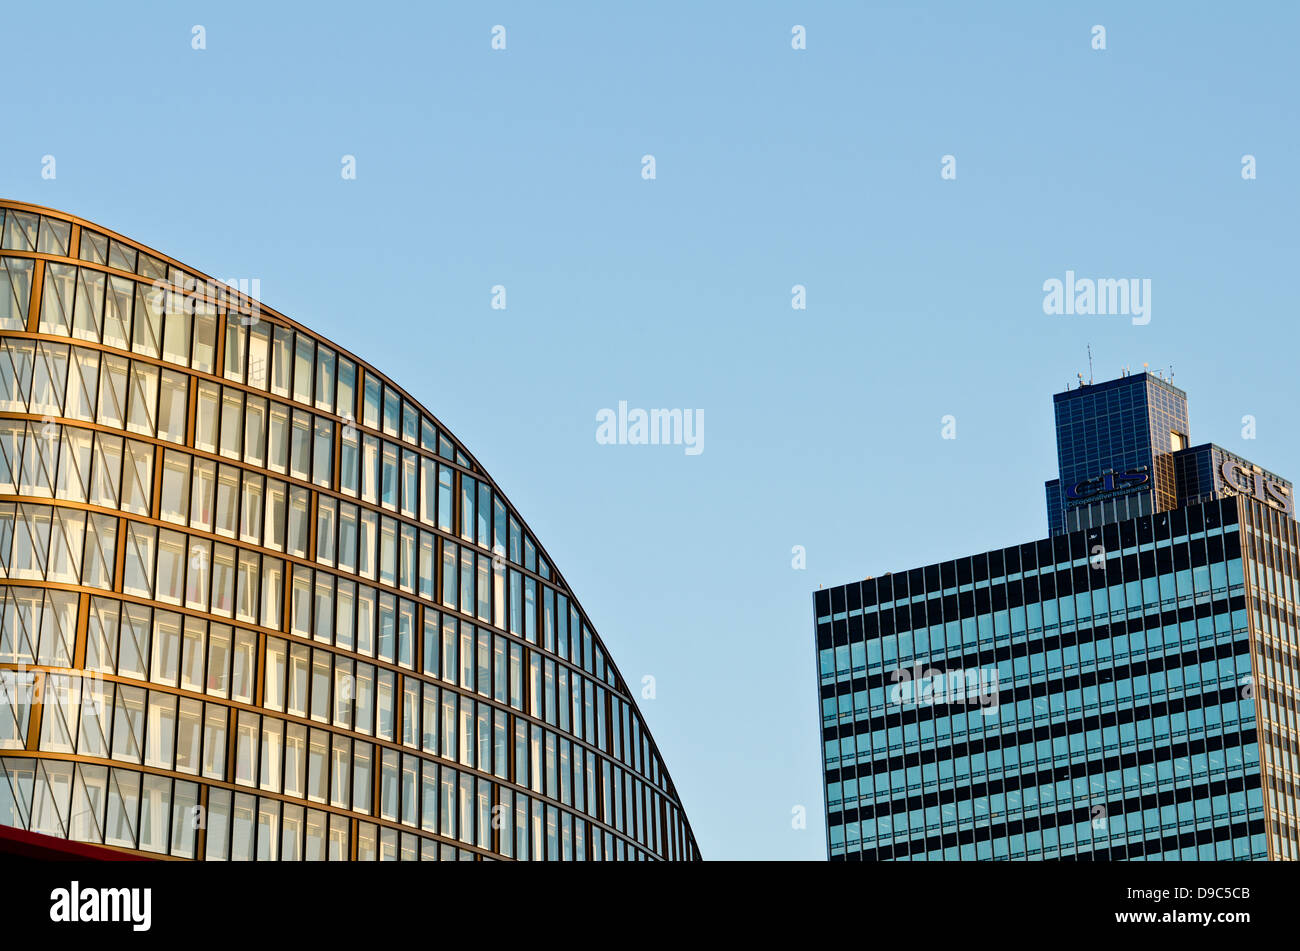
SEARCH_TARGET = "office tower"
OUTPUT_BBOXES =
[816,371,1297,860]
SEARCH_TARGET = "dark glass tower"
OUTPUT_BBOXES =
[1045,371,1190,535]
[815,371,1298,861]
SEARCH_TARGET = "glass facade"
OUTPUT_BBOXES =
[0,200,699,861]
[818,371,1298,861]
[817,499,1265,859]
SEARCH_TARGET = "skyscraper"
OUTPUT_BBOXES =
[815,370,1298,860]
[0,199,699,861]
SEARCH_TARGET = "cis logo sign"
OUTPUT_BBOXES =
[1221,459,1293,515]
[1064,467,1150,502]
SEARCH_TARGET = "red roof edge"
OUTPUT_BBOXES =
[0,825,156,861]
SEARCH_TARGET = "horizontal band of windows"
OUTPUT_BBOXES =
[0,754,652,861]
[822,644,1253,743]
[8,671,678,856]
[829,728,1258,821]
[0,586,675,805]
[820,594,1248,700]
[813,498,1242,615]
[0,496,630,708]
[0,409,633,703]
[823,645,1254,739]
[833,828,1268,862]
[824,588,1256,677]
[825,683,1254,782]
[843,799,1264,861]
[818,551,1245,651]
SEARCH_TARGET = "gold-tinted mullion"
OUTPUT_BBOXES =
[26,259,45,332]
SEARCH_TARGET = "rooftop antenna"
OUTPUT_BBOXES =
[1086,344,1094,384]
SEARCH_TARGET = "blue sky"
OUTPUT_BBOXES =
[4,2,1298,860]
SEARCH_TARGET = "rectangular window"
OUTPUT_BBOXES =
[157,370,188,444]
[399,524,416,594]
[265,637,286,712]
[402,402,418,445]
[263,479,286,551]
[308,728,329,803]
[234,710,259,786]
[325,575,351,651]
[189,459,214,530]
[315,346,335,412]
[382,385,400,436]
[161,308,191,366]
[313,418,333,488]
[223,319,246,383]
[441,616,458,686]
[358,510,377,579]
[180,618,205,692]
[214,464,239,538]
[313,573,334,644]
[287,486,309,557]
[316,496,336,567]
[259,717,283,793]
[270,325,292,397]
[438,465,453,533]
[176,698,202,776]
[354,663,374,736]
[243,395,267,468]
[403,678,420,749]
[210,545,235,617]
[152,613,184,685]
[477,482,491,549]
[333,657,355,731]
[362,375,381,429]
[267,404,289,474]
[353,741,372,814]
[377,592,396,662]
[219,388,243,459]
[193,313,217,373]
[311,649,331,723]
[460,475,475,542]
[379,517,397,588]
[288,643,309,717]
[247,321,270,390]
[330,734,350,807]
[419,457,437,526]
[285,724,307,798]
[194,381,219,452]
[231,629,257,703]
[337,502,357,573]
[336,357,356,421]
[419,531,435,602]
[206,625,231,698]
[377,669,395,742]
[258,556,279,631]
[290,410,311,481]
[293,333,314,405]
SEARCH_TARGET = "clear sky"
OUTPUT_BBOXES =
[3,2,1298,860]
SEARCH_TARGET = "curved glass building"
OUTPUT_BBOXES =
[0,199,699,861]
